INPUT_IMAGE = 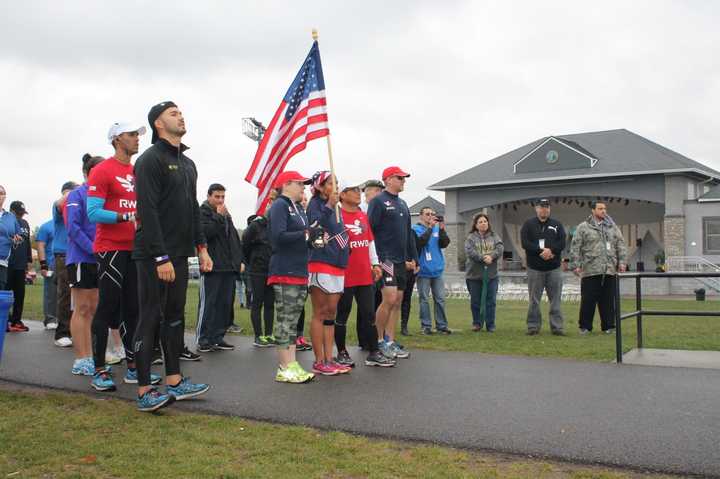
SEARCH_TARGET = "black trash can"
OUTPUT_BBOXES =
[694,288,706,301]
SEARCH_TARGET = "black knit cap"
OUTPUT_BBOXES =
[147,101,177,144]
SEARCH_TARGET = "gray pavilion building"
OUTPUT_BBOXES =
[429,129,720,293]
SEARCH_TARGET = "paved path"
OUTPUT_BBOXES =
[1,321,719,477]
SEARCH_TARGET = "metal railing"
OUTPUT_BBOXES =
[614,271,720,363]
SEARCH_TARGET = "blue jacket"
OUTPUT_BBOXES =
[268,195,310,279]
[52,202,68,255]
[0,209,20,267]
[367,191,417,264]
[306,195,349,269]
[66,184,97,266]
[412,223,449,278]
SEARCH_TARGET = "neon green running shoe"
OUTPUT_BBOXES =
[288,361,315,382]
[275,362,314,383]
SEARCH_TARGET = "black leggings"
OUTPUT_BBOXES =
[7,268,26,325]
[335,284,378,353]
[579,274,617,332]
[133,257,188,387]
[92,251,139,369]
[249,274,274,337]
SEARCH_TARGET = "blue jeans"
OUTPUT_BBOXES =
[416,276,448,330]
[466,277,498,330]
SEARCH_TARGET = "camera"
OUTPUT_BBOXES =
[434,215,444,223]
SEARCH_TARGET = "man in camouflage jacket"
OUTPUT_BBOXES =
[569,200,628,334]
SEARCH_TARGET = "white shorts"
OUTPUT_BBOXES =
[308,272,344,294]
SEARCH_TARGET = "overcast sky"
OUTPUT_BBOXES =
[1,1,719,229]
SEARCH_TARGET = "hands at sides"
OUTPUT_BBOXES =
[199,248,213,273]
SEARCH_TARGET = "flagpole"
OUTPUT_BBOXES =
[312,28,340,222]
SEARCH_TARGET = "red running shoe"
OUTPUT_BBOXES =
[311,361,339,376]
[328,361,352,374]
[8,321,29,332]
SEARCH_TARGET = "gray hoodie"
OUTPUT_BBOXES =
[465,231,504,280]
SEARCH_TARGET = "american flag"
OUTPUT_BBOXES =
[327,228,350,249]
[245,41,330,214]
[380,261,394,276]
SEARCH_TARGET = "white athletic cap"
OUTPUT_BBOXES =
[337,179,362,192]
[107,122,147,145]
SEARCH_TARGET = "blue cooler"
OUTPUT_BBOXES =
[0,290,13,362]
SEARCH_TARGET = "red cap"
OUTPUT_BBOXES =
[382,166,411,180]
[273,170,311,189]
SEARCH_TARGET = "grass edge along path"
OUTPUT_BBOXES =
[0,383,680,479]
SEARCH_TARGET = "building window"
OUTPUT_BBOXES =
[703,217,720,254]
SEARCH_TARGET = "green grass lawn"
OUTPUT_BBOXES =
[20,279,720,362]
[0,386,677,479]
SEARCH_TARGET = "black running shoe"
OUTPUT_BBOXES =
[196,344,217,353]
[215,340,235,351]
[365,351,395,367]
[152,349,164,365]
[180,346,202,360]
[335,349,355,368]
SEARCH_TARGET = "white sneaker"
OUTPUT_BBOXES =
[45,321,58,330]
[54,337,73,347]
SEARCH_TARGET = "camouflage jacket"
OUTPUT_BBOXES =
[569,215,627,277]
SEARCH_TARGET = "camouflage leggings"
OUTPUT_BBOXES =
[273,284,308,348]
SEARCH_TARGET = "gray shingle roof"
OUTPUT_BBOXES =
[430,129,720,190]
[409,196,445,216]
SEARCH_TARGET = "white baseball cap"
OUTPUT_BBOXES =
[338,179,362,192]
[107,122,147,145]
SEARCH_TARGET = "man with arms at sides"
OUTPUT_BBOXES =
[132,101,212,412]
[367,167,417,360]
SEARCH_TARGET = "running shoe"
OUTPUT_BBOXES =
[389,342,410,359]
[312,361,340,376]
[180,346,201,361]
[91,369,116,392]
[295,336,312,351]
[437,327,453,335]
[328,361,352,374]
[275,362,314,383]
[137,388,174,412]
[378,341,396,359]
[226,324,244,334]
[54,336,73,347]
[8,321,29,332]
[123,368,162,385]
[166,377,210,401]
[44,320,58,330]
[253,336,271,348]
[422,328,434,335]
[335,350,355,368]
[197,343,218,353]
[365,350,396,367]
[265,335,279,345]
[603,328,616,335]
[288,361,315,382]
[152,348,164,364]
[579,328,591,336]
[71,358,95,376]
[214,340,235,351]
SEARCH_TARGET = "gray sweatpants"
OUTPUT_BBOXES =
[526,268,564,332]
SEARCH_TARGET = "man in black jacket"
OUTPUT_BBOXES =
[132,100,212,412]
[196,183,244,352]
[6,201,32,332]
[520,199,566,335]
